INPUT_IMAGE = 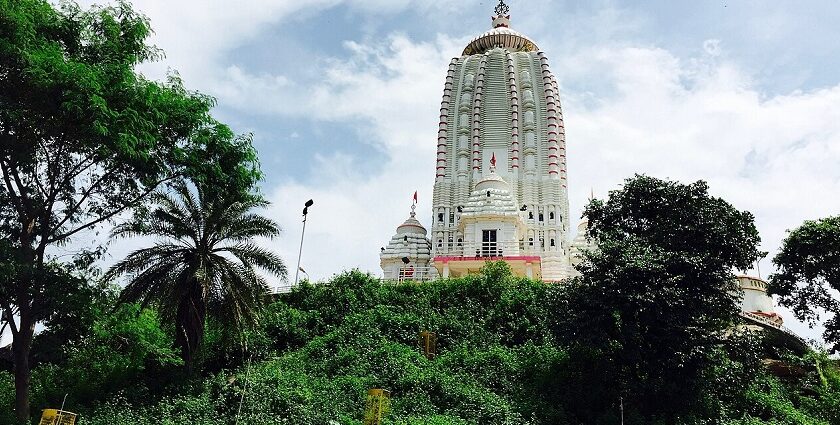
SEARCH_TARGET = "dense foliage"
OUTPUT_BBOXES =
[770,216,840,352]
[0,0,260,420]
[1,268,838,425]
[554,175,764,421]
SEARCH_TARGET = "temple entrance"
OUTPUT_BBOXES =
[481,229,498,257]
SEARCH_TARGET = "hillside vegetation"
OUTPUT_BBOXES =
[2,266,839,425]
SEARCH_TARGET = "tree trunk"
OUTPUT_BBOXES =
[12,318,34,424]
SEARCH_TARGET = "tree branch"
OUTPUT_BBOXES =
[0,160,25,218]
[48,174,181,244]
[50,167,120,235]
[1,303,19,338]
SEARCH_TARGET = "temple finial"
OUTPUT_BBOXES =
[492,0,511,28]
[495,0,510,17]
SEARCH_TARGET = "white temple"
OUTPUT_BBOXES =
[380,1,577,282]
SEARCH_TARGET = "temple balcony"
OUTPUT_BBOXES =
[433,241,544,279]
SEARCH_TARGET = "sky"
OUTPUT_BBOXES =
[4,0,837,347]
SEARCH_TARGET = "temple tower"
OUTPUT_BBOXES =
[380,202,436,282]
[429,1,572,280]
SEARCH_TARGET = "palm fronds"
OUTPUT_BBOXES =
[106,179,286,369]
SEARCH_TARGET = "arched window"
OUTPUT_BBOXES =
[549,212,555,220]
[550,239,556,247]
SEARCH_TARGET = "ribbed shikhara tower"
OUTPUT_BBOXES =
[380,1,573,282]
[431,1,571,280]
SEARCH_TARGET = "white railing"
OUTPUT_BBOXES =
[393,267,437,282]
[740,311,807,347]
[434,241,560,258]
[271,284,295,294]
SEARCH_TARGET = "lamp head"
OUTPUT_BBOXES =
[305,199,314,208]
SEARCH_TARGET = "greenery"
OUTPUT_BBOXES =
[553,175,763,421]
[104,179,286,370]
[1,268,839,424]
[770,216,840,352]
[0,0,260,420]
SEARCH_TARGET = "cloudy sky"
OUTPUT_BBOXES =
[34,0,836,345]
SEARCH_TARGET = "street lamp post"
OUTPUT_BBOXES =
[294,199,314,286]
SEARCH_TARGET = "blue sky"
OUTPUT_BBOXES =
[48,0,840,345]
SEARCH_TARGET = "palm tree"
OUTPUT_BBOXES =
[105,179,286,369]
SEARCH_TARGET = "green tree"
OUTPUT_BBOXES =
[553,175,762,421]
[104,180,286,370]
[0,0,259,420]
[770,216,840,352]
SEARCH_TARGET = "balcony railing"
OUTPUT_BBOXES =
[393,267,438,282]
[434,241,559,258]
[739,311,807,347]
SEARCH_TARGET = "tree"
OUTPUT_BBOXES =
[0,0,259,420]
[552,175,762,421]
[770,216,840,352]
[104,180,287,370]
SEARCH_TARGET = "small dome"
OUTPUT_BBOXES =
[474,169,511,192]
[397,214,427,236]
[462,169,519,218]
[381,207,432,262]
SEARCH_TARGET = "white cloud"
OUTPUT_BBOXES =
[261,34,459,283]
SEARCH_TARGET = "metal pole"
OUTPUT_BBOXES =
[294,214,307,286]
[55,393,68,425]
[620,396,624,425]
[234,354,253,425]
